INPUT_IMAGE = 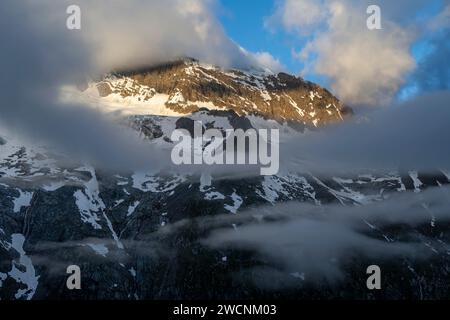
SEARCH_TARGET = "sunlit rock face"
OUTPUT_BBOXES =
[70,58,351,129]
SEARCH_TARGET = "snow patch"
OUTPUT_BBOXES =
[204,191,226,200]
[74,167,124,249]
[86,243,109,257]
[224,192,243,214]
[12,190,33,213]
[132,172,186,193]
[409,171,423,193]
[127,201,140,216]
[4,234,39,300]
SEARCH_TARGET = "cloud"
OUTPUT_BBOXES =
[23,185,450,287]
[204,186,450,286]
[267,0,434,106]
[300,4,415,106]
[79,0,258,72]
[44,0,281,73]
[0,0,447,176]
[0,1,163,171]
[247,51,286,73]
[279,91,450,174]
[0,0,274,172]
[265,0,328,34]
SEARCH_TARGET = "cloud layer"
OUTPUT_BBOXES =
[79,0,256,72]
[0,0,280,171]
[0,0,448,174]
[204,186,450,286]
[0,1,169,170]
[280,91,450,174]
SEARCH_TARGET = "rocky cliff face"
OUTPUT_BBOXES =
[90,59,351,128]
[1,130,450,300]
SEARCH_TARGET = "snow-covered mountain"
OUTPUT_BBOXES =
[1,59,450,300]
[61,58,351,128]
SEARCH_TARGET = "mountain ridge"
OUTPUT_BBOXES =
[81,58,352,129]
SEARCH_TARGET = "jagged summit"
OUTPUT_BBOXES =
[68,58,352,128]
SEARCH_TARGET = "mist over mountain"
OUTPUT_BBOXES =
[1,0,450,301]
[2,55,450,299]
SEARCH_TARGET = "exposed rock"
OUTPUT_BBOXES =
[96,82,113,97]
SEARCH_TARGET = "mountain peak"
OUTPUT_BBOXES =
[72,58,352,128]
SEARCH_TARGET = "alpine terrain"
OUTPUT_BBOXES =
[1,59,449,300]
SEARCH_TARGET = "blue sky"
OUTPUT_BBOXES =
[218,0,330,85]
[219,0,306,73]
[219,0,444,71]
[218,0,448,101]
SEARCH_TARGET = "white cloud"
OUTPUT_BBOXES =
[300,3,416,106]
[79,0,256,72]
[251,52,285,73]
[268,0,419,106]
[265,0,329,34]
[55,0,283,74]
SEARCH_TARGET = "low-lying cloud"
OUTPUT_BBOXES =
[279,91,450,174]
[204,186,450,286]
